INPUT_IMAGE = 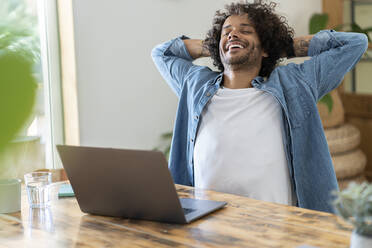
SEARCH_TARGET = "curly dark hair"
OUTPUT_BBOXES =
[204,0,294,77]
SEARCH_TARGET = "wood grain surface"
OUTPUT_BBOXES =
[0,184,352,248]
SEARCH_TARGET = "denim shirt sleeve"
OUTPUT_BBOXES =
[151,36,200,97]
[296,30,368,100]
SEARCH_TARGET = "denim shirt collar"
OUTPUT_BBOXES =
[212,73,265,88]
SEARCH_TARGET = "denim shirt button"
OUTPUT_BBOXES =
[206,92,211,97]
[190,138,194,142]
[194,115,199,120]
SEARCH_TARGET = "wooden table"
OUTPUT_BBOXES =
[0,184,353,248]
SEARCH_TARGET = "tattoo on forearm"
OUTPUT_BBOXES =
[294,39,310,57]
[201,40,209,57]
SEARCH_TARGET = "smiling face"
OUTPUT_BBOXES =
[219,14,267,70]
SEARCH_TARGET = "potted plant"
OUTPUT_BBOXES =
[333,182,372,248]
[0,1,38,213]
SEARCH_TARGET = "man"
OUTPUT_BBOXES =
[151,1,368,213]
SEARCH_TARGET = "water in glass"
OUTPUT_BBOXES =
[26,181,51,208]
[24,172,52,208]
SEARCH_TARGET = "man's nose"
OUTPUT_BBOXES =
[228,30,239,40]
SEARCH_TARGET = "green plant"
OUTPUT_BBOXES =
[0,0,38,170]
[309,13,329,35]
[333,182,372,236]
[0,1,40,63]
[154,131,173,161]
[309,13,371,113]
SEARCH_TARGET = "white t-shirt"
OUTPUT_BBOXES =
[193,86,294,205]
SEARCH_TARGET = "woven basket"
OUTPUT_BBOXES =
[338,175,367,190]
[332,149,366,179]
[325,124,360,155]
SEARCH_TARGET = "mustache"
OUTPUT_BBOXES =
[225,39,249,50]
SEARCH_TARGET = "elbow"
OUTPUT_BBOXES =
[151,46,160,61]
[151,47,159,60]
[357,33,369,55]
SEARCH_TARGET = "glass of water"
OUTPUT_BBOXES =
[24,172,52,208]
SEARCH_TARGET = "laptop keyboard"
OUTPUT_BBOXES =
[183,208,197,215]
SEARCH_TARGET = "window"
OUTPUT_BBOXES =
[0,0,63,179]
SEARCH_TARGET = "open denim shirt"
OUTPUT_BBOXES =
[152,30,368,213]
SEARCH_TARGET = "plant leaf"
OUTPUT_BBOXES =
[333,183,372,234]
[351,23,364,33]
[350,23,372,42]
[363,26,372,32]
[0,51,37,152]
[161,131,173,140]
[319,93,333,113]
[309,13,329,34]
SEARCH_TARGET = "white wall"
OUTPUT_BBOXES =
[71,0,321,150]
[276,0,322,36]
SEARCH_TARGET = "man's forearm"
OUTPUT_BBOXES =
[292,35,314,57]
[183,39,210,59]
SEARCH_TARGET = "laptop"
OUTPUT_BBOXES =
[56,145,227,224]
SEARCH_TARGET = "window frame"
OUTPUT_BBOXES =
[37,0,66,169]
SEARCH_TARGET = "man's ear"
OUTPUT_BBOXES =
[262,50,268,58]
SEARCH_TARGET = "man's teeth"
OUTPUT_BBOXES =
[229,44,244,49]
